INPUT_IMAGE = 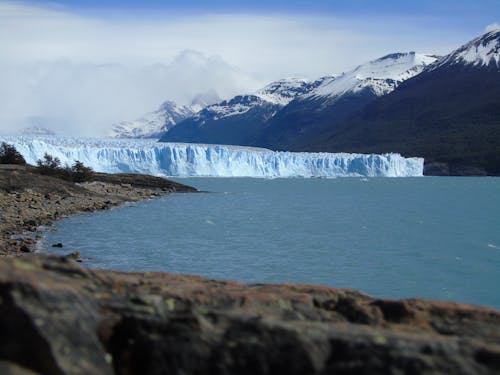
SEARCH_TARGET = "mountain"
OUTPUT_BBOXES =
[160,78,320,145]
[109,101,196,139]
[254,52,438,150]
[20,126,57,136]
[304,28,500,175]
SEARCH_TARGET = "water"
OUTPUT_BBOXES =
[41,177,500,309]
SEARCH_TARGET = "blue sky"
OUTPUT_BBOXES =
[0,0,498,135]
[25,0,500,29]
[6,1,500,67]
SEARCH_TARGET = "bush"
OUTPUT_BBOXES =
[36,153,61,169]
[71,160,94,182]
[0,142,26,165]
[35,153,94,182]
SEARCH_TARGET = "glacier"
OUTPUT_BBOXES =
[0,136,423,178]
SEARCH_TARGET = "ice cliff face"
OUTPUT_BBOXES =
[0,137,423,178]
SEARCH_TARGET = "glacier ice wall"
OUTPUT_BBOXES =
[0,136,424,178]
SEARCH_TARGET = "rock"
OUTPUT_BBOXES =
[0,255,499,375]
[23,219,39,227]
[51,243,63,248]
[0,361,41,375]
[19,245,31,253]
[65,251,82,262]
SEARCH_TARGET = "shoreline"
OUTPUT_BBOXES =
[0,165,197,256]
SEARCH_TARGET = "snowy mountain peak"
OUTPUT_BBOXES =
[305,52,438,100]
[435,29,500,69]
[349,52,437,82]
[109,101,195,139]
[193,78,317,122]
[255,78,314,105]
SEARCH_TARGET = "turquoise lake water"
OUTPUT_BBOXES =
[41,177,500,309]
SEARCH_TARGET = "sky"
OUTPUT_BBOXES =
[0,0,499,136]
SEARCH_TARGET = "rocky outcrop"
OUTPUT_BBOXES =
[0,166,196,255]
[0,255,498,375]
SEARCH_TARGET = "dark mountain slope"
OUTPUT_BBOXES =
[256,89,382,150]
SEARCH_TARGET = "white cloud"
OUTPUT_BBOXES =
[0,51,259,136]
[485,23,500,32]
[0,1,472,135]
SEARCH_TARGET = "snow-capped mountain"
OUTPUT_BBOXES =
[109,101,196,139]
[305,52,438,102]
[433,27,500,70]
[304,29,500,176]
[160,78,319,145]
[201,77,318,120]
[254,52,438,150]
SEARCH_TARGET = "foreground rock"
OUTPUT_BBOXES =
[0,255,499,375]
[0,166,196,255]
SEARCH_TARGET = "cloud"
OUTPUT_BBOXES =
[0,51,259,136]
[0,1,473,136]
[485,23,500,32]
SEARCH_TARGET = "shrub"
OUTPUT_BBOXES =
[0,142,26,165]
[71,160,94,182]
[36,153,61,169]
[35,153,94,182]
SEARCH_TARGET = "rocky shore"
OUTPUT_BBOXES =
[0,255,499,374]
[0,165,196,255]
[0,165,499,374]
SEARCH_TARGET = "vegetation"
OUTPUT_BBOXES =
[36,153,94,182]
[0,142,27,165]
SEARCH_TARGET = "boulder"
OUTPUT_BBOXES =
[0,255,498,374]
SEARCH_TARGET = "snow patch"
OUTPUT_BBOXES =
[434,29,500,69]
[255,78,314,105]
[305,52,438,101]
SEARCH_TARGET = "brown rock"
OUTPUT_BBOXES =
[0,255,498,375]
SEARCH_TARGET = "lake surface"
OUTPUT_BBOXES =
[41,177,500,309]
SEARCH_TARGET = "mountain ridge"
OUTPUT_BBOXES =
[160,77,319,145]
[302,29,500,175]
[253,52,438,150]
